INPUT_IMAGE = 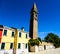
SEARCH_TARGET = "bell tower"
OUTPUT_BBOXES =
[29,3,38,39]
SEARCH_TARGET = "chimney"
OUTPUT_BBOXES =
[0,25,3,28]
[21,27,24,32]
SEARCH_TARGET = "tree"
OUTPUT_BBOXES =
[44,33,60,48]
[38,37,41,42]
[28,37,41,46]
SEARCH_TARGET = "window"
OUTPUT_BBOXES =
[1,43,5,49]
[18,43,21,49]
[12,32,14,37]
[25,43,27,48]
[36,14,37,17]
[19,32,21,37]
[10,43,13,49]
[26,34,27,38]
[3,30,7,36]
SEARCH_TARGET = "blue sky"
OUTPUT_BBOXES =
[0,0,60,39]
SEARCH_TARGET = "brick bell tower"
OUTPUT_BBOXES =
[29,3,38,39]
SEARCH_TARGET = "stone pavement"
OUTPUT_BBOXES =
[22,48,60,54]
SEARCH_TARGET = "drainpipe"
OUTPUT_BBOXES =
[13,28,18,54]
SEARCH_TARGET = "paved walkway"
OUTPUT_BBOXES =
[23,48,60,54]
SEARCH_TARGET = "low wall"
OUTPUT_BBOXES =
[0,49,28,54]
[16,49,28,54]
[0,50,13,54]
[35,45,55,52]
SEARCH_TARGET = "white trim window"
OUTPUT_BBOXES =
[18,43,21,49]
[1,43,5,49]
[26,34,28,38]
[10,43,13,49]
[3,30,7,36]
[19,32,21,37]
[25,43,27,49]
[11,32,14,37]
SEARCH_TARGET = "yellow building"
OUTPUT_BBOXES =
[0,25,28,54]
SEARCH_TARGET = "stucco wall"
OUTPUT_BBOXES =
[35,45,55,52]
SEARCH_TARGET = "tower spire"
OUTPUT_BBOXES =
[33,2,37,10]
[31,2,38,13]
[29,2,38,39]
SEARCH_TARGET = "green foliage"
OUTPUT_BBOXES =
[28,38,40,46]
[38,37,41,42]
[54,38,60,48]
[44,33,60,48]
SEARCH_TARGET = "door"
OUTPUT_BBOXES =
[22,43,25,52]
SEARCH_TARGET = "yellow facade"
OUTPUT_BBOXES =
[1,29,14,43]
[17,31,28,49]
[17,31,28,43]
[1,26,28,50]
[1,28,14,50]
[5,43,10,50]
